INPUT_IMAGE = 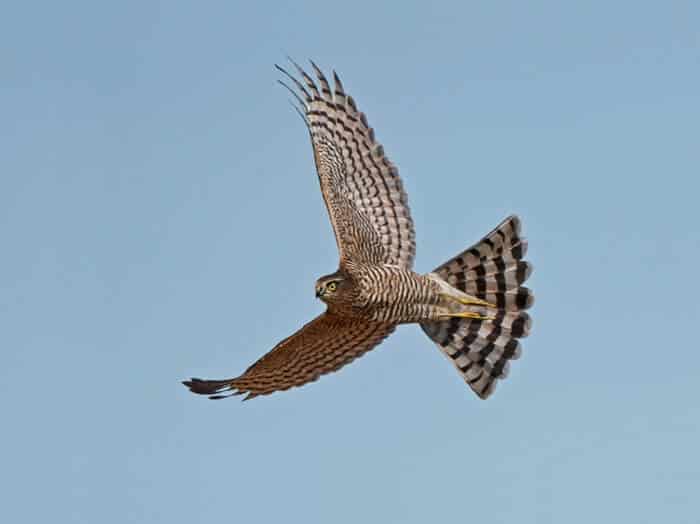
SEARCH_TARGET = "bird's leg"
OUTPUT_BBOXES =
[439,293,497,309]
[439,311,497,321]
[437,292,497,321]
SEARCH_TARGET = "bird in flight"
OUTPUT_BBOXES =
[183,60,534,401]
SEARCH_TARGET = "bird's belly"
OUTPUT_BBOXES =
[355,267,441,323]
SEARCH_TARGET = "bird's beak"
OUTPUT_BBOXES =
[315,289,322,298]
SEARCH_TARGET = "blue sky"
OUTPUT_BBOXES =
[2,1,699,522]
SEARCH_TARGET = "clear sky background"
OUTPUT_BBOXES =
[2,2,699,523]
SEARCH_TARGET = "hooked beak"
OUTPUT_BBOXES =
[315,288,322,298]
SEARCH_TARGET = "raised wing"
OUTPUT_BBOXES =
[277,60,416,269]
[183,312,396,400]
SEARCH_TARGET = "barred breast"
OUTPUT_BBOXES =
[354,265,441,323]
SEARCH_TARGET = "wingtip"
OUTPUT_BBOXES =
[183,377,232,395]
[182,377,205,393]
[286,55,304,74]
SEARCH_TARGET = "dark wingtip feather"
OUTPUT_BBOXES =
[183,377,229,395]
[309,58,322,73]
[286,57,319,98]
[332,70,345,96]
[183,378,210,394]
[183,377,253,400]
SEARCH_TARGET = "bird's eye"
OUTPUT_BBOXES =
[327,282,337,292]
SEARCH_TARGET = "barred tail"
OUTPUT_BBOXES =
[421,215,534,399]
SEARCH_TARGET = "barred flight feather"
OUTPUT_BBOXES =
[276,59,416,269]
[183,312,396,400]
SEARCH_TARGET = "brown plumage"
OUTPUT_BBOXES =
[183,60,534,401]
[186,313,396,399]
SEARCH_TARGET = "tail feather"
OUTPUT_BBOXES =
[421,215,534,399]
[473,287,534,311]
[458,258,532,286]
[460,254,530,276]
[460,271,531,295]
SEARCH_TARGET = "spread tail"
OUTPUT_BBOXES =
[421,215,534,399]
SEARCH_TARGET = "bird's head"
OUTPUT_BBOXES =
[315,272,346,303]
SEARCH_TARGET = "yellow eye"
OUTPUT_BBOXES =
[327,282,337,292]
